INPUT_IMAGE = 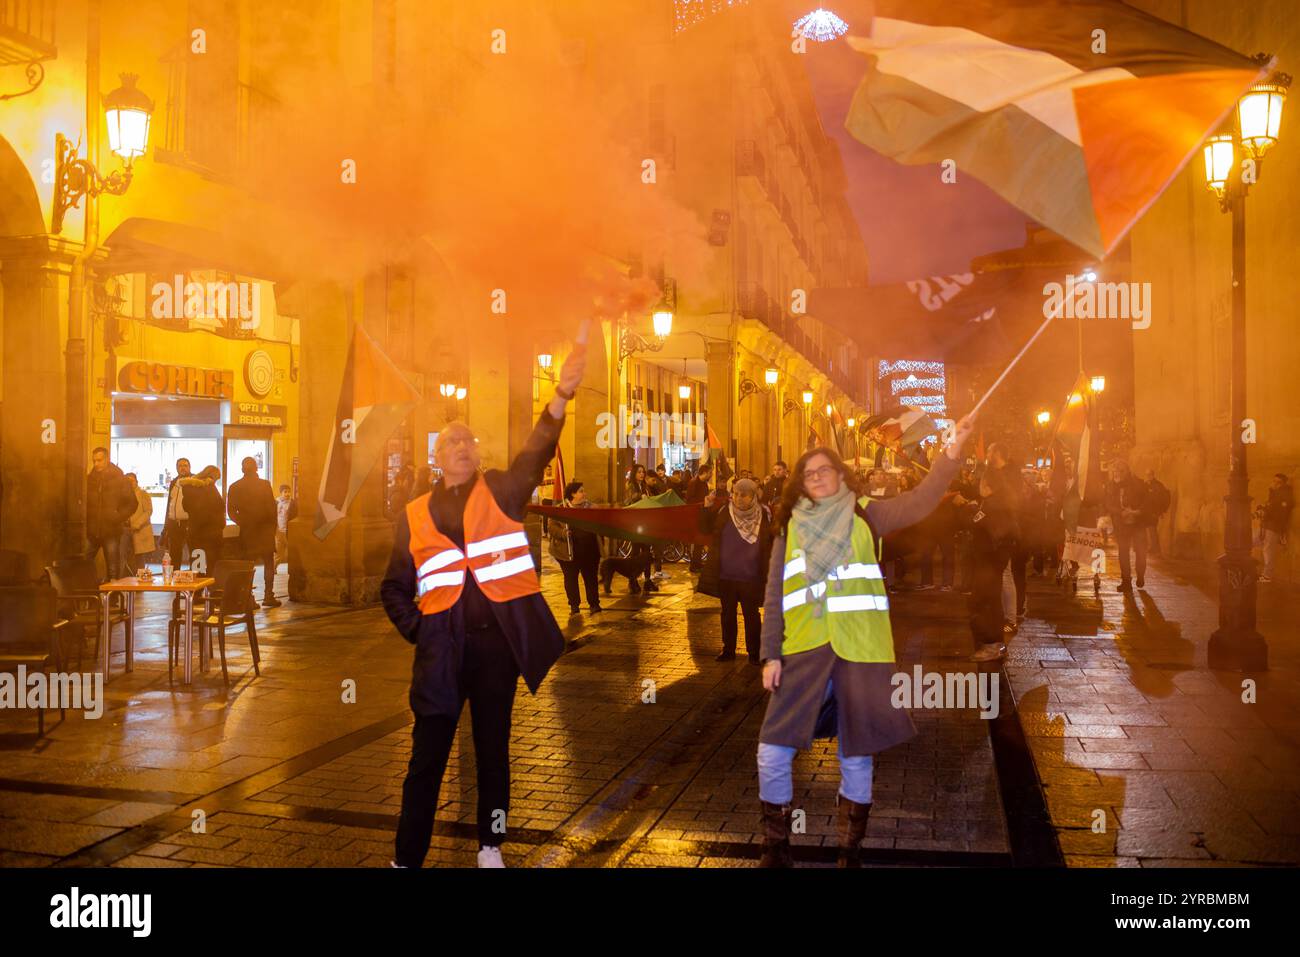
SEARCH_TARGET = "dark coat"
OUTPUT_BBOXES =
[180,477,225,547]
[1104,475,1148,529]
[86,463,136,540]
[227,474,278,554]
[697,499,772,597]
[381,410,565,719]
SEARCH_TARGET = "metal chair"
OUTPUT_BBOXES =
[0,584,65,737]
[45,558,127,671]
[170,563,260,683]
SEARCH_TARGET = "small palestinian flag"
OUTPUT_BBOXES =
[314,324,421,540]
[1051,374,1105,526]
[706,420,733,485]
[842,0,1269,258]
[551,443,566,503]
[862,405,938,449]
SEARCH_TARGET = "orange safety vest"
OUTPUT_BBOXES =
[405,478,541,615]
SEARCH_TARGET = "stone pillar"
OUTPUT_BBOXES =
[1,248,72,573]
[575,319,613,503]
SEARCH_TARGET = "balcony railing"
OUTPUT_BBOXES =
[0,0,56,66]
[735,139,765,180]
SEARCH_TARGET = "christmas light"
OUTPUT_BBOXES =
[878,359,944,377]
[793,8,849,42]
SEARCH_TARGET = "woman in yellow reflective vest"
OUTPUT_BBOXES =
[756,415,973,867]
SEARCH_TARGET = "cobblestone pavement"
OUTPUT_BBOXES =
[0,545,1295,868]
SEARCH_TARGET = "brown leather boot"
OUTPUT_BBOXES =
[836,797,871,868]
[758,801,794,868]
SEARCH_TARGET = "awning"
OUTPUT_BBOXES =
[100,217,291,282]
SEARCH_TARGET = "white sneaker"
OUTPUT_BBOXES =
[477,846,505,868]
[972,643,1006,662]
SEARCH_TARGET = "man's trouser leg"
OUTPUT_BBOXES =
[718,580,739,654]
[1132,526,1148,582]
[580,557,601,608]
[739,582,762,659]
[465,626,520,849]
[559,560,581,609]
[1263,530,1280,578]
[1116,529,1134,582]
[394,711,460,867]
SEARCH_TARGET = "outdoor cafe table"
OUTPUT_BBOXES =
[98,577,216,686]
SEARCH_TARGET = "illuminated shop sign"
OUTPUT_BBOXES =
[118,361,235,399]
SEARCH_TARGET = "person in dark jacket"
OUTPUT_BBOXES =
[180,465,225,572]
[1104,458,1148,591]
[699,477,772,662]
[1144,470,1171,557]
[228,457,280,606]
[161,457,193,564]
[85,447,136,580]
[381,324,585,869]
[685,465,712,572]
[969,444,1020,659]
[761,461,788,506]
[1258,473,1294,582]
[548,480,602,615]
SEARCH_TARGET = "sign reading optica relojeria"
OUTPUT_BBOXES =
[118,361,236,399]
[233,402,288,428]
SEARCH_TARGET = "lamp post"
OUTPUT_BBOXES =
[1201,58,1289,673]
[52,73,154,234]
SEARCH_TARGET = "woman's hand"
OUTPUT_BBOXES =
[548,320,590,418]
[944,414,976,461]
[704,490,717,507]
[762,659,781,691]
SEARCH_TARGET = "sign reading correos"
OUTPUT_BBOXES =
[119,361,235,399]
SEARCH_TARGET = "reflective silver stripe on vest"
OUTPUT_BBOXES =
[783,584,889,613]
[782,588,808,612]
[783,554,806,580]
[472,553,536,583]
[417,569,465,597]
[830,562,883,581]
[418,548,465,577]
[465,531,530,559]
[826,594,890,613]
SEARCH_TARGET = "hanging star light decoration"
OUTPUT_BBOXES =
[793,8,849,43]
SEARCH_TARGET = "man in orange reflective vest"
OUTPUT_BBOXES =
[382,324,587,868]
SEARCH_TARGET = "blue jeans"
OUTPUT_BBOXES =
[756,680,874,804]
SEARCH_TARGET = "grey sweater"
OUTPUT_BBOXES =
[760,454,960,661]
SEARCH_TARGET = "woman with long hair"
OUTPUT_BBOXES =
[756,417,973,867]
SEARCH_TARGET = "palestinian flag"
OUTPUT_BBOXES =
[551,443,567,503]
[862,405,938,449]
[842,0,1270,258]
[1051,373,1105,527]
[314,324,421,540]
[706,420,733,485]
[529,490,710,546]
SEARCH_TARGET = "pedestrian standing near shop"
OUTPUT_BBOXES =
[1258,473,1294,583]
[699,477,772,663]
[382,324,586,869]
[548,480,602,615]
[228,457,280,607]
[1104,459,1149,591]
[124,473,156,573]
[181,465,225,572]
[275,484,298,570]
[162,457,192,563]
[755,417,973,868]
[85,448,136,581]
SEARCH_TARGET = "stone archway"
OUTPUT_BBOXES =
[0,134,63,567]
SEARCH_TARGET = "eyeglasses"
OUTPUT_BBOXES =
[803,465,838,482]
[438,434,477,450]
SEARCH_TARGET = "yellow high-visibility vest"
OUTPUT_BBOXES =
[780,496,894,663]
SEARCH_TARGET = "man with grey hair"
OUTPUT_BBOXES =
[1104,458,1148,591]
[382,322,588,868]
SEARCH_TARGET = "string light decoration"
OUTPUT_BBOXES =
[878,359,944,377]
[793,8,849,42]
[891,376,945,395]
[673,0,748,34]
[897,394,947,411]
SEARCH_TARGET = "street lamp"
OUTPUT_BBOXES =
[537,353,553,372]
[1200,57,1289,672]
[455,387,467,401]
[764,367,779,386]
[678,383,692,401]
[1036,410,1052,425]
[619,310,673,365]
[802,390,813,406]
[652,310,674,338]
[438,382,457,398]
[1089,375,1106,393]
[52,73,155,234]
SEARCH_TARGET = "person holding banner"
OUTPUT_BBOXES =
[755,414,974,868]
[381,323,587,869]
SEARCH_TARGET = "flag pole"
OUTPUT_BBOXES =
[968,304,1060,419]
